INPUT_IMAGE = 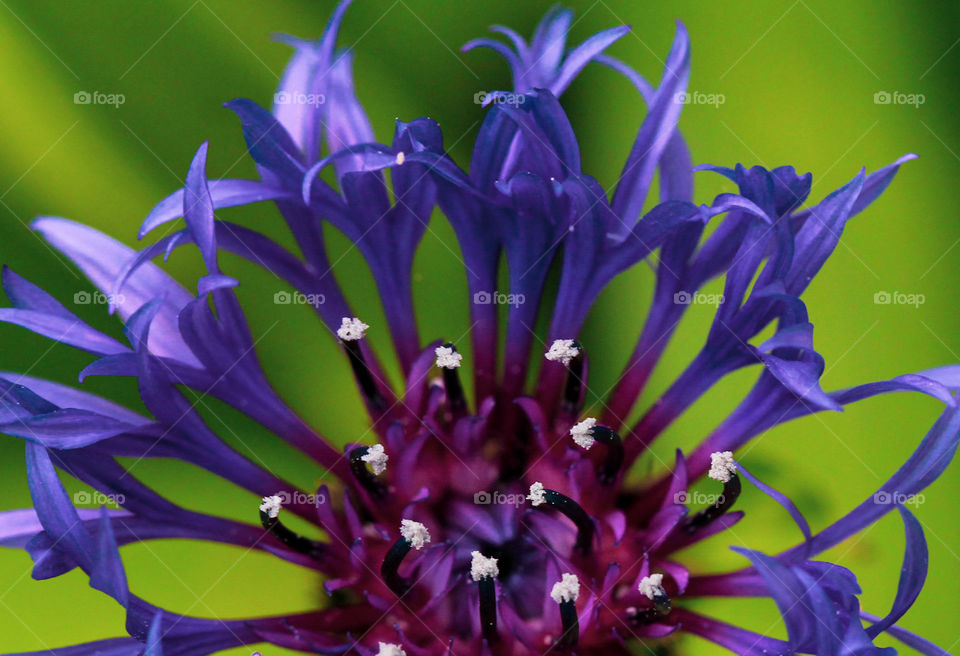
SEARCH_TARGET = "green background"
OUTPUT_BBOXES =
[0,0,958,653]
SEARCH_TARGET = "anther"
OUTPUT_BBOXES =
[337,317,386,411]
[376,643,406,656]
[527,482,595,554]
[628,574,672,625]
[350,444,388,498]
[258,494,327,560]
[545,339,584,414]
[381,519,431,596]
[570,419,624,485]
[685,451,741,533]
[471,551,499,644]
[551,573,580,648]
[435,343,467,414]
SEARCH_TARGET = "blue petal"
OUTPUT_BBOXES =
[866,505,928,638]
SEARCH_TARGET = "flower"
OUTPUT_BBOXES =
[0,2,958,655]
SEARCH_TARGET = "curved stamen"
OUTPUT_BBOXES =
[338,317,386,411]
[628,574,672,626]
[258,495,327,560]
[528,482,595,554]
[545,339,584,415]
[570,419,624,484]
[435,342,467,414]
[350,444,388,498]
[685,451,741,533]
[381,519,431,596]
[471,551,499,644]
[551,573,580,649]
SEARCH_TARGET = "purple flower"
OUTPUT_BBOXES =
[1,2,958,654]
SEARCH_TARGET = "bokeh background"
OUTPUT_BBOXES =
[0,0,958,653]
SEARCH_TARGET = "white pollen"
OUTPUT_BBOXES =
[361,444,388,475]
[400,519,431,550]
[544,339,580,366]
[470,551,499,581]
[435,345,463,369]
[550,573,580,604]
[638,573,665,600]
[708,451,738,483]
[395,151,406,165]
[570,417,597,450]
[527,481,546,507]
[259,494,283,518]
[376,643,406,656]
[337,316,369,341]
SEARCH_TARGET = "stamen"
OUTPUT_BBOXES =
[471,551,499,644]
[258,494,327,560]
[395,151,406,166]
[570,420,624,485]
[381,519,431,596]
[527,483,595,554]
[377,643,406,656]
[551,573,580,648]
[545,339,584,414]
[350,444,388,498]
[338,316,386,411]
[685,451,741,533]
[435,342,466,414]
[633,573,672,621]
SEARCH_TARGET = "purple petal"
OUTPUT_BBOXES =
[865,505,928,638]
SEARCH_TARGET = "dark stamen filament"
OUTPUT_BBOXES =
[533,487,595,554]
[343,340,386,411]
[561,341,584,415]
[381,537,412,596]
[440,342,467,414]
[259,510,327,560]
[349,446,387,498]
[478,577,498,643]
[685,473,741,533]
[591,426,624,484]
[557,600,579,648]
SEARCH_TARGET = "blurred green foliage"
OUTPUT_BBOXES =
[0,1,958,653]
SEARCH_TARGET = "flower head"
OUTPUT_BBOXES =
[0,2,956,655]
